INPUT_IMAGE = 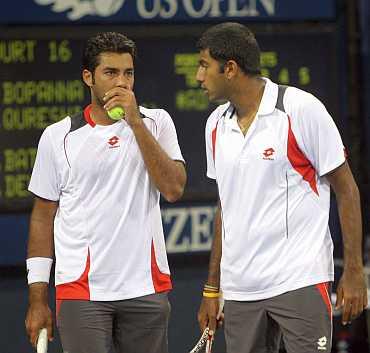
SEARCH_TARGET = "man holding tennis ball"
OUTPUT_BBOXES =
[25,31,186,353]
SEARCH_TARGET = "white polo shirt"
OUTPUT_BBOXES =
[205,78,345,301]
[29,105,184,301]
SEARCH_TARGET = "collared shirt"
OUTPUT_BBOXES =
[205,78,345,301]
[29,106,184,301]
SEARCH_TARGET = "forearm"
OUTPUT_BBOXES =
[336,184,363,270]
[131,120,186,202]
[27,205,55,258]
[27,198,58,302]
[207,203,222,287]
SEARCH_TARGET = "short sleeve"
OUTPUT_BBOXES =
[156,109,185,163]
[205,108,223,180]
[28,127,60,201]
[285,88,345,177]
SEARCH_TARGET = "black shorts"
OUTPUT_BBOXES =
[57,292,170,353]
[224,283,332,353]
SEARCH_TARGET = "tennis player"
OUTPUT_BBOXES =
[25,31,186,353]
[196,22,367,353]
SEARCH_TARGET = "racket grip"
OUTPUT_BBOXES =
[37,328,48,353]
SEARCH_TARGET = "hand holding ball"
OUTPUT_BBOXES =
[108,107,125,120]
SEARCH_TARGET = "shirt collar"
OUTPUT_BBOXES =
[257,77,279,116]
[226,77,279,120]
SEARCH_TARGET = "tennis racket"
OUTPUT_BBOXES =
[37,328,48,353]
[189,327,213,353]
[189,293,224,353]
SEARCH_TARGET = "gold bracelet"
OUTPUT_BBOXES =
[204,287,219,291]
[203,291,220,298]
[204,284,219,291]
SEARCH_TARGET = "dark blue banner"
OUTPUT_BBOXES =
[1,0,336,24]
[0,204,217,265]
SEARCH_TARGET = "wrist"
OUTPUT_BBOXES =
[29,283,49,305]
[26,257,53,285]
[203,291,220,298]
[203,282,221,298]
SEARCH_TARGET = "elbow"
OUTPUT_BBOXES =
[163,175,186,203]
[164,184,185,203]
[162,167,187,203]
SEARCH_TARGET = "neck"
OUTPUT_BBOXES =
[229,76,265,119]
[90,102,114,126]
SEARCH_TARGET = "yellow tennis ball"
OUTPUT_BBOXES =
[108,106,125,120]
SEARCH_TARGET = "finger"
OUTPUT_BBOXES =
[197,311,208,332]
[342,298,352,324]
[217,312,224,322]
[199,317,208,332]
[364,291,369,309]
[30,328,39,348]
[349,297,361,321]
[47,318,54,341]
[336,287,344,310]
[216,313,224,328]
[208,316,217,336]
[104,97,124,111]
[104,87,130,101]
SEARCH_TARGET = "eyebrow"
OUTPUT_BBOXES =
[102,67,134,72]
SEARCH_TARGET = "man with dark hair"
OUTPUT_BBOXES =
[25,31,186,353]
[196,22,367,353]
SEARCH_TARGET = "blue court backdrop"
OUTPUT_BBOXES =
[0,205,218,265]
[1,0,336,24]
[0,201,344,266]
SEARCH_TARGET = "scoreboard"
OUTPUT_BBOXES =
[0,24,340,211]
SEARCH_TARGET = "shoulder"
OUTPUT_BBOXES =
[41,115,72,142]
[139,106,172,122]
[284,86,327,116]
[206,102,230,131]
[139,106,177,136]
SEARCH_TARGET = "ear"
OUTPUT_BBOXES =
[224,60,238,79]
[82,69,93,87]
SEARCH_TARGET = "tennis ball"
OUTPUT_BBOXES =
[108,106,125,120]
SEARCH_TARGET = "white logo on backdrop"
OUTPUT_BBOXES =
[34,0,125,20]
[34,0,276,21]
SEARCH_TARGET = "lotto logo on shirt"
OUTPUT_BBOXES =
[262,147,275,160]
[108,135,120,148]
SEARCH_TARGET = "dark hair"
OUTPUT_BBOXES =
[82,32,137,73]
[197,22,260,76]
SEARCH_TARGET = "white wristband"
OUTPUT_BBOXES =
[26,257,53,285]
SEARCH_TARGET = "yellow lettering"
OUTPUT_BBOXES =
[4,148,37,172]
[2,80,85,104]
[4,174,31,198]
[0,40,36,63]
[176,90,209,111]
[2,105,83,130]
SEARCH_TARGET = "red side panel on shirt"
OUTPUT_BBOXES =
[83,104,96,127]
[56,299,63,318]
[315,282,332,317]
[151,242,172,292]
[287,116,318,195]
[56,251,90,300]
[211,121,219,161]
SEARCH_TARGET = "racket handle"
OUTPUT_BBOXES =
[37,328,48,353]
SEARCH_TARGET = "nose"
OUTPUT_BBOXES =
[115,73,130,89]
[196,66,204,83]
